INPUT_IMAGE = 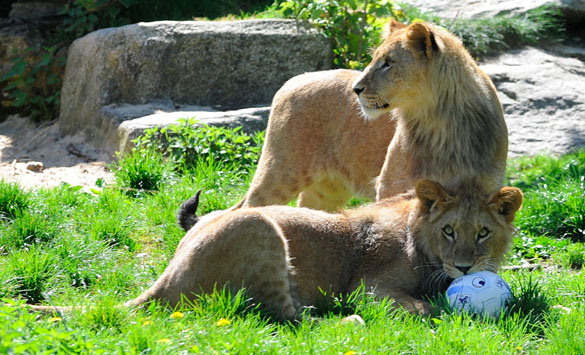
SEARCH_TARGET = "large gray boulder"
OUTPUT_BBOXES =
[59,19,332,155]
[481,45,585,156]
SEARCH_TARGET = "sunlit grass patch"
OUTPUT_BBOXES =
[515,179,585,242]
[0,180,30,220]
[6,245,58,303]
[557,243,585,269]
[1,211,61,250]
[111,147,172,194]
[0,126,582,353]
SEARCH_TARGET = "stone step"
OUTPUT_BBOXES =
[110,104,270,155]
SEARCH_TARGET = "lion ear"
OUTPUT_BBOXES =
[387,18,407,34]
[415,179,451,217]
[406,22,438,59]
[490,187,524,223]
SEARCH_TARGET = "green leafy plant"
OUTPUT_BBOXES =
[53,236,108,289]
[79,297,131,333]
[59,0,134,38]
[45,183,89,208]
[0,299,94,354]
[511,233,570,263]
[0,0,133,121]
[269,1,565,67]
[274,0,398,69]
[0,141,584,353]
[186,285,262,320]
[1,46,66,121]
[506,149,585,190]
[133,117,264,175]
[313,282,399,324]
[508,149,585,242]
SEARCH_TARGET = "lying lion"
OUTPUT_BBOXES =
[32,180,523,320]
[220,19,507,213]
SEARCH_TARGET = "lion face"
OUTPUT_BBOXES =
[352,19,439,119]
[414,180,523,279]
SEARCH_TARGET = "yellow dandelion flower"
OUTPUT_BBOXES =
[142,319,153,326]
[515,346,523,351]
[216,318,231,327]
[170,311,184,319]
[344,351,357,355]
[157,338,172,344]
[48,317,62,323]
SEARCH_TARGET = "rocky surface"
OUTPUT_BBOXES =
[483,44,585,156]
[9,0,66,20]
[401,0,585,21]
[399,0,585,156]
[58,19,331,155]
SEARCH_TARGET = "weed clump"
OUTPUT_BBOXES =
[7,246,58,303]
[0,181,30,220]
[111,148,171,195]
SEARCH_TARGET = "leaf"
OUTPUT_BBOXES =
[1,61,27,81]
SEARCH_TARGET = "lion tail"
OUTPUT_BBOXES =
[176,190,202,231]
[176,191,246,231]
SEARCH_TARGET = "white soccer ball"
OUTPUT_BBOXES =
[446,270,512,318]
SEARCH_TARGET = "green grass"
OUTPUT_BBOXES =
[0,181,30,220]
[0,126,584,353]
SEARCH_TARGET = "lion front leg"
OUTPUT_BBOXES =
[390,293,435,315]
[373,286,435,316]
[375,134,415,200]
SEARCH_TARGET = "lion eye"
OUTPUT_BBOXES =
[381,58,394,69]
[442,225,455,240]
[478,228,490,240]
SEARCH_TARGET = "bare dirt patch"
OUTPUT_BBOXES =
[0,115,114,191]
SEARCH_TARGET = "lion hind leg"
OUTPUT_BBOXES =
[239,155,308,208]
[225,211,298,320]
[129,210,299,320]
[297,174,352,211]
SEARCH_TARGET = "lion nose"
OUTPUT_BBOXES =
[455,265,472,274]
[352,85,364,96]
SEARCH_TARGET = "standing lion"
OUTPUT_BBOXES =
[190,19,507,223]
